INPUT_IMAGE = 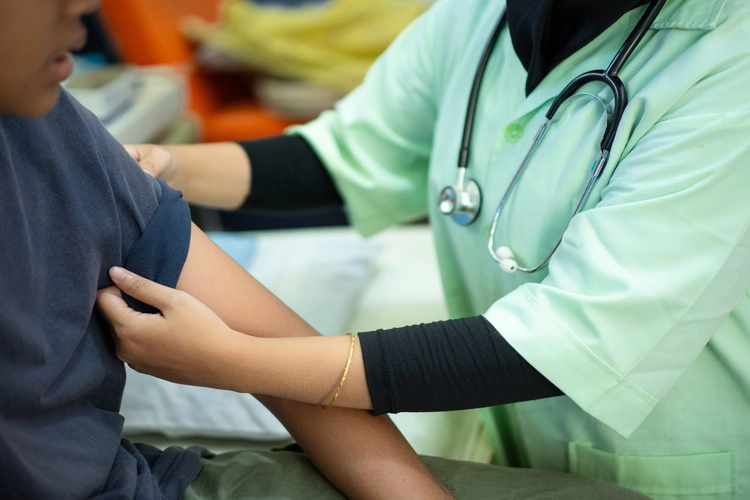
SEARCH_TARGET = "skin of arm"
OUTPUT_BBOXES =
[100,262,373,409]
[99,223,451,499]
[125,143,250,210]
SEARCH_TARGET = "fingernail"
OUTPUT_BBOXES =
[110,266,129,282]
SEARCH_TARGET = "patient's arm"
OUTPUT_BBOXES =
[120,222,451,499]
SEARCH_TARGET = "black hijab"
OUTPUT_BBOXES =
[506,0,651,94]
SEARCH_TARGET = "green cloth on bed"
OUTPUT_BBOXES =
[185,447,648,499]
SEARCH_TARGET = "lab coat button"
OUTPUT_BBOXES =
[505,124,524,142]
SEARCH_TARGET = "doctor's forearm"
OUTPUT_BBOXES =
[201,327,450,498]
[225,334,373,408]
[222,317,562,413]
[161,142,251,209]
[162,135,343,212]
[176,226,449,498]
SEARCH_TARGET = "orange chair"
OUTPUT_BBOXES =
[98,1,300,142]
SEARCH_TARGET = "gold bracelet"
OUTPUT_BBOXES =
[322,332,357,410]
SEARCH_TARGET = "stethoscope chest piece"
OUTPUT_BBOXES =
[438,177,481,225]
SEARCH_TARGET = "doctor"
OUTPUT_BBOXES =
[98,0,750,497]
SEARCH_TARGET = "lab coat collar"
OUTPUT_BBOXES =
[509,0,727,122]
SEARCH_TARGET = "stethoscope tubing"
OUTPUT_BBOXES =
[457,12,507,173]
[443,0,667,273]
[547,0,666,152]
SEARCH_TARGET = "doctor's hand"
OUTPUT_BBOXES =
[96,266,245,391]
[124,143,177,180]
[123,142,250,210]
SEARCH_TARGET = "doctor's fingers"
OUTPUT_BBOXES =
[106,266,179,311]
[95,282,189,368]
[95,284,151,330]
[94,285,154,364]
[123,144,175,179]
[100,267,229,342]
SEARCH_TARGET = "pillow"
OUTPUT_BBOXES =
[121,229,383,440]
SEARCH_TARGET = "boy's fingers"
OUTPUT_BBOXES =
[108,267,171,311]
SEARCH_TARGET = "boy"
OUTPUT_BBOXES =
[0,1,449,498]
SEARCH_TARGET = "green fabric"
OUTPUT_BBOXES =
[184,448,648,499]
[294,0,750,497]
[568,442,737,498]
[184,449,346,500]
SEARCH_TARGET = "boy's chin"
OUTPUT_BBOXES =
[1,87,61,117]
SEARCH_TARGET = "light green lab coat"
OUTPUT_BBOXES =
[295,0,750,497]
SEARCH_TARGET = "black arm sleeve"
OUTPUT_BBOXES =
[358,316,563,415]
[236,135,344,211]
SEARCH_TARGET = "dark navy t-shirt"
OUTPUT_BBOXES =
[0,91,200,499]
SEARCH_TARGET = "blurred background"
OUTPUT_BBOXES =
[71,0,433,230]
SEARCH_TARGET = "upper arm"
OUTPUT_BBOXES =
[176,223,319,339]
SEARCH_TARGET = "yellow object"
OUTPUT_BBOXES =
[182,0,429,93]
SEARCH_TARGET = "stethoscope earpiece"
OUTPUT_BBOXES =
[496,246,518,273]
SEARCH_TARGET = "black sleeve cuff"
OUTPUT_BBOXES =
[236,135,343,212]
[359,316,563,415]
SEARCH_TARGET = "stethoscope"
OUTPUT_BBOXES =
[438,0,666,273]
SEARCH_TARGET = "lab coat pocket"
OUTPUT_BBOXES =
[568,442,737,499]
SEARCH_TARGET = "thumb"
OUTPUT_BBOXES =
[108,266,173,311]
[123,144,141,162]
